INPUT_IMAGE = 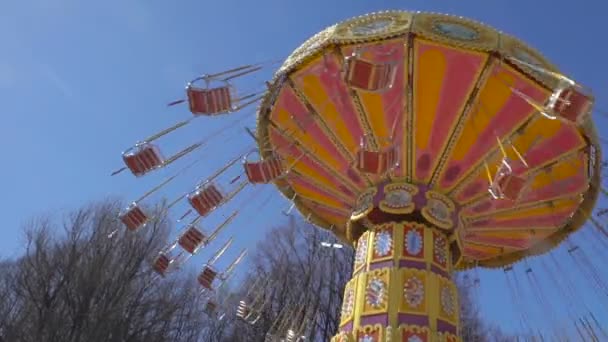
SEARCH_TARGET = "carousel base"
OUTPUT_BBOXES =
[332,221,461,342]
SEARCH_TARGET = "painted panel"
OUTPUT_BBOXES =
[412,40,487,183]
[436,64,550,191]
[270,86,367,189]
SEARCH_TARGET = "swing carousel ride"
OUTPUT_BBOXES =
[112,10,607,342]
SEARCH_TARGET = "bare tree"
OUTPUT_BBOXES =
[0,199,207,342]
[211,217,353,342]
[218,218,513,342]
[1,200,514,342]
[456,274,515,342]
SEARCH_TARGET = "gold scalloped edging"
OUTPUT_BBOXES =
[332,325,463,342]
[330,331,353,342]
[354,324,386,341]
[264,10,570,89]
[398,325,433,341]
[254,10,601,268]
[351,187,378,221]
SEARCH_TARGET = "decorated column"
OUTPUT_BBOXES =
[332,184,462,342]
[246,9,599,342]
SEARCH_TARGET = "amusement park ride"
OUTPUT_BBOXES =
[112,10,606,342]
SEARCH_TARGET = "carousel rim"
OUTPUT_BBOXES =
[255,10,601,270]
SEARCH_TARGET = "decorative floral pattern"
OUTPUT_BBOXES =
[434,234,448,265]
[405,229,423,256]
[384,189,412,208]
[428,199,449,221]
[374,230,393,257]
[350,18,394,36]
[432,20,479,41]
[355,235,369,267]
[408,335,423,342]
[404,276,425,308]
[421,191,455,229]
[366,277,387,308]
[441,286,455,316]
[380,183,418,214]
[341,287,355,319]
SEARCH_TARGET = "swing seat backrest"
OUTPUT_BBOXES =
[285,329,297,342]
[188,184,224,217]
[548,86,592,124]
[197,266,218,289]
[119,204,148,231]
[490,160,527,201]
[152,253,171,277]
[122,143,164,177]
[236,301,250,318]
[244,157,285,183]
[205,301,218,315]
[496,173,527,201]
[187,86,233,115]
[356,145,399,174]
[345,57,396,92]
[178,226,207,254]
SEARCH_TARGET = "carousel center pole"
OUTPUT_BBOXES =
[332,220,461,342]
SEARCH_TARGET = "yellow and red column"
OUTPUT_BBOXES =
[332,221,461,342]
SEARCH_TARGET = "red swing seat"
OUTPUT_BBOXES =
[244,157,285,184]
[197,266,218,290]
[119,203,148,231]
[188,184,224,217]
[122,143,164,177]
[205,301,218,315]
[187,85,233,115]
[489,159,527,201]
[356,145,399,174]
[178,226,207,254]
[548,85,593,124]
[344,57,396,92]
[152,253,171,277]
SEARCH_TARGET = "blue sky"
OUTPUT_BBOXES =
[2,0,608,337]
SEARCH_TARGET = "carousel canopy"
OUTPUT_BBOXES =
[256,10,600,269]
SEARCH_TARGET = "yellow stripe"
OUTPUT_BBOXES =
[414,48,445,151]
[358,91,389,146]
[283,155,336,190]
[450,71,515,161]
[296,71,358,152]
[273,107,343,171]
[530,156,584,190]
[490,197,579,221]
[463,243,505,255]
[290,182,349,211]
